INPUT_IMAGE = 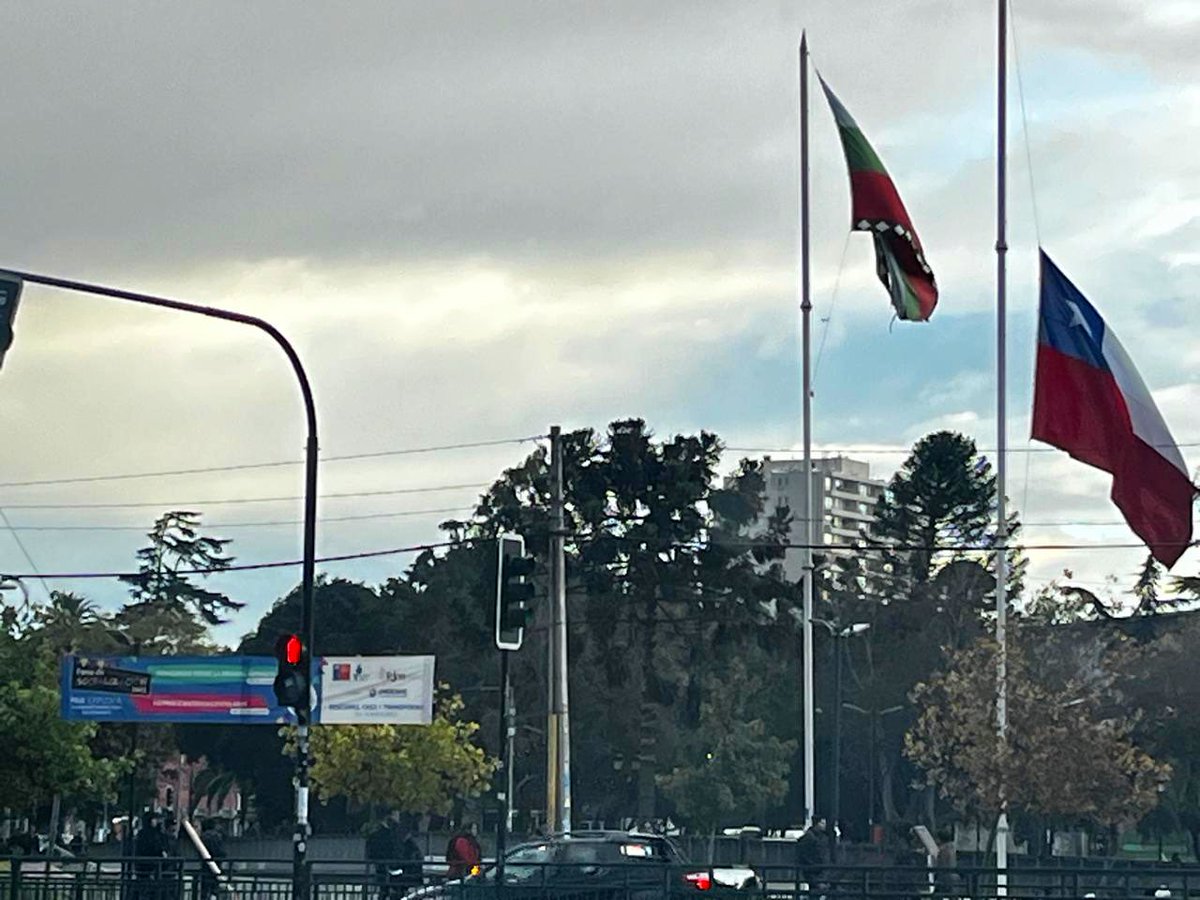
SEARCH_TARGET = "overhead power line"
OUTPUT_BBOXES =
[0,534,1188,582]
[0,482,490,510]
[0,539,470,581]
[726,441,1200,457]
[0,506,473,532]
[0,435,545,489]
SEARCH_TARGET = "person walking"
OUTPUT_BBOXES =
[368,812,425,899]
[197,818,228,900]
[133,811,170,900]
[933,827,959,900]
[795,819,830,896]
[445,824,482,880]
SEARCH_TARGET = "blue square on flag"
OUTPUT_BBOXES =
[333,664,351,681]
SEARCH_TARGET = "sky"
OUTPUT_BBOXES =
[0,0,1197,646]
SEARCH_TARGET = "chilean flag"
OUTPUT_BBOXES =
[1032,250,1195,566]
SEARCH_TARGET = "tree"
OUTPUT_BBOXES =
[0,682,125,811]
[119,510,243,626]
[905,634,1169,828]
[658,661,795,832]
[831,431,1025,831]
[298,690,495,816]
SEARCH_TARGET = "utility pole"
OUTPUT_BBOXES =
[546,425,572,834]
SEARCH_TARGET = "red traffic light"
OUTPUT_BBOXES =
[285,634,303,666]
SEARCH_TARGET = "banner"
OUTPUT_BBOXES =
[59,654,436,725]
[316,655,435,725]
[60,655,301,724]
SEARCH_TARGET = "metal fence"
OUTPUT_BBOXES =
[3,858,1198,900]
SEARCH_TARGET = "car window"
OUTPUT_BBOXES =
[507,845,553,864]
[503,843,553,883]
[556,842,616,865]
[617,841,670,863]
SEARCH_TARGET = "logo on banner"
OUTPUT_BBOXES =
[332,664,352,681]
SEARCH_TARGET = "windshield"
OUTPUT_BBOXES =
[500,843,553,883]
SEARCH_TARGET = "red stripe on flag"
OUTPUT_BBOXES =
[1112,436,1195,567]
[1032,344,1131,473]
[849,170,916,232]
[1033,345,1194,566]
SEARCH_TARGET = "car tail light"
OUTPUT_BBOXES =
[684,872,712,891]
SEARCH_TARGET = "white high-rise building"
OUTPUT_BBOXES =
[758,456,885,583]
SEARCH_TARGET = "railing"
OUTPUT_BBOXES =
[2,858,1197,900]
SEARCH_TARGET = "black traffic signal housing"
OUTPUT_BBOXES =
[495,534,536,651]
[0,273,23,372]
[273,632,309,719]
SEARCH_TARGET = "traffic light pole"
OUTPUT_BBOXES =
[496,649,511,880]
[3,270,320,900]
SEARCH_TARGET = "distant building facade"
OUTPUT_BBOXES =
[759,456,885,582]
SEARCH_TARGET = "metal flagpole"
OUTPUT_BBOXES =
[799,31,816,828]
[994,0,1010,891]
[549,425,572,833]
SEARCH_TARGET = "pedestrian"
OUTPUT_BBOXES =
[133,811,170,900]
[445,824,482,881]
[368,812,425,899]
[795,818,829,896]
[933,826,959,899]
[198,818,228,900]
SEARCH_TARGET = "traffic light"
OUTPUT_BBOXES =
[273,632,308,715]
[495,534,535,651]
[0,273,23,372]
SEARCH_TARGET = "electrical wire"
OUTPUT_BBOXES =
[0,435,545,490]
[0,534,1188,582]
[0,506,474,532]
[0,482,490,510]
[0,506,52,599]
[0,539,470,581]
[726,441,1200,456]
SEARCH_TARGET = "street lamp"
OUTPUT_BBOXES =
[0,269,318,900]
[842,702,904,839]
[812,618,870,854]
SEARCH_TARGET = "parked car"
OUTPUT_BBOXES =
[406,831,758,900]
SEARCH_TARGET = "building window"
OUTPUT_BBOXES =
[858,502,870,515]
[824,532,833,544]
[824,496,833,510]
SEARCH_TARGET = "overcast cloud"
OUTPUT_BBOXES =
[0,0,1197,642]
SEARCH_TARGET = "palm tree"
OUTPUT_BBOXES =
[33,591,111,654]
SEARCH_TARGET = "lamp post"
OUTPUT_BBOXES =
[813,619,869,854]
[1,270,318,899]
[843,702,904,840]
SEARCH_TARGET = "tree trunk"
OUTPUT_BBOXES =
[636,592,658,821]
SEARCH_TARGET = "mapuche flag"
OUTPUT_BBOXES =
[1033,250,1195,566]
[819,77,938,322]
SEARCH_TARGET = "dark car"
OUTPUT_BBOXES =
[406,831,758,900]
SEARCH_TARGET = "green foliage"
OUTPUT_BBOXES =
[119,510,243,626]
[0,682,125,809]
[658,662,795,831]
[906,634,1169,826]
[295,690,495,816]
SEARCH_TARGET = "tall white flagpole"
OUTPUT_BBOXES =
[799,31,816,828]
[994,0,1010,891]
